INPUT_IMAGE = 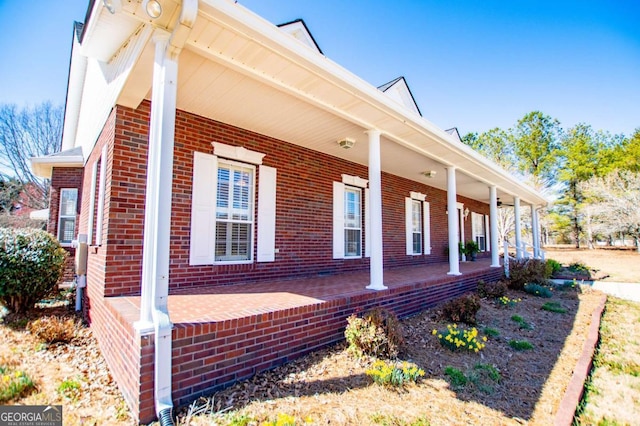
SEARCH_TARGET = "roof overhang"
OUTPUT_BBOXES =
[31,148,84,178]
[70,0,548,207]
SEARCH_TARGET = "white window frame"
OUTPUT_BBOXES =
[214,159,256,263]
[58,188,78,246]
[472,212,488,252]
[333,175,369,259]
[189,144,276,266]
[405,192,431,255]
[344,186,362,258]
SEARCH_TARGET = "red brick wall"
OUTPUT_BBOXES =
[133,266,504,423]
[102,101,492,296]
[49,167,84,282]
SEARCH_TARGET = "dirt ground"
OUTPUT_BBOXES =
[545,246,640,282]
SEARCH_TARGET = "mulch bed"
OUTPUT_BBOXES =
[177,286,604,425]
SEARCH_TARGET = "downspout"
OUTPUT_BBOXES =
[138,1,198,424]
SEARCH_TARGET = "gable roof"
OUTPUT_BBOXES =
[277,19,323,55]
[378,77,422,117]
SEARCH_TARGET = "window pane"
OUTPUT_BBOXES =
[59,217,76,243]
[60,189,77,216]
[344,188,361,229]
[345,229,361,256]
[215,222,252,261]
[413,233,422,254]
[216,167,230,219]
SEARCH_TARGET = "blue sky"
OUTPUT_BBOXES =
[1,0,638,137]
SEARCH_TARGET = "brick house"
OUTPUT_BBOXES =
[31,0,546,423]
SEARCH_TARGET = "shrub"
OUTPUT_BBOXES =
[476,280,508,299]
[546,258,562,275]
[345,307,404,358]
[27,316,78,344]
[433,324,487,353]
[0,228,67,313]
[0,366,35,403]
[366,359,425,387]
[524,283,553,298]
[507,258,549,290]
[509,340,534,351]
[542,302,567,314]
[441,293,481,325]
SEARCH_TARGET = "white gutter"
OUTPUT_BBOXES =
[199,0,548,207]
[135,1,198,423]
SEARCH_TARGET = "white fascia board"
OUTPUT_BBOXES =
[199,1,548,206]
[61,33,89,152]
[31,156,84,178]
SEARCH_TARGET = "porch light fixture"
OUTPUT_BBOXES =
[143,0,163,19]
[422,170,436,178]
[464,207,470,220]
[102,0,122,14]
[337,138,355,149]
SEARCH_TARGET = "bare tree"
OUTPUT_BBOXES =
[0,103,63,209]
[579,171,640,253]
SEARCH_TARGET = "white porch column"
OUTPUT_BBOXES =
[446,167,461,275]
[489,186,500,267]
[531,204,540,258]
[365,129,387,290]
[514,196,522,259]
[135,31,177,331]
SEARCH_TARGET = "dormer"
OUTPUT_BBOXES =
[378,76,422,116]
[278,19,323,54]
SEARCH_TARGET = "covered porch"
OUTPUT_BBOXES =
[103,259,502,422]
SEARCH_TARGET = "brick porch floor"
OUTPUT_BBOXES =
[108,258,500,325]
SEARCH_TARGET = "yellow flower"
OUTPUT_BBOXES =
[482,336,488,342]
[432,329,438,335]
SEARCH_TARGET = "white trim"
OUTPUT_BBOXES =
[95,146,107,246]
[189,152,218,265]
[485,214,491,252]
[405,197,414,256]
[409,191,426,201]
[257,165,277,262]
[212,142,265,165]
[87,161,98,245]
[423,201,431,255]
[341,174,368,188]
[332,182,345,259]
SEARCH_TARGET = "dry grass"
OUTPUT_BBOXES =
[575,296,640,425]
[0,305,133,425]
[546,246,640,282]
[177,287,603,425]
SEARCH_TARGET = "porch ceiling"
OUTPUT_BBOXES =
[109,0,545,206]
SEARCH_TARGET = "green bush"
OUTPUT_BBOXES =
[345,307,404,358]
[509,340,534,351]
[442,293,481,325]
[476,280,508,299]
[546,258,562,275]
[507,258,550,290]
[524,283,553,298]
[542,302,567,314]
[0,228,67,313]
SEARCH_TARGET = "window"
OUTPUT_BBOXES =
[333,175,369,259]
[58,188,78,244]
[215,162,254,261]
[411,200,422,254]
[344,186,362,257]
[472,212,487,252]
[405,192,431,255]
[189,146,276,266]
